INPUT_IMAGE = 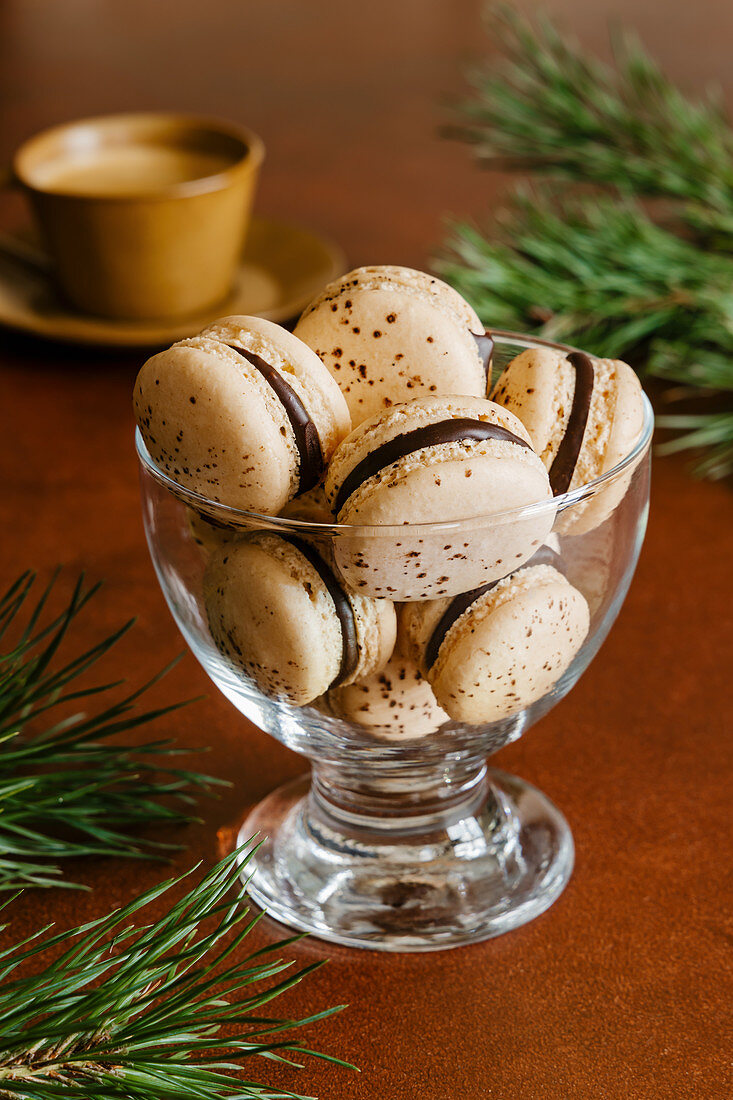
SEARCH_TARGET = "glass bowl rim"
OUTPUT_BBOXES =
[136,329,654,537]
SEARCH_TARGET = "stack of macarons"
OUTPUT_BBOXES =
[134,265,645,727]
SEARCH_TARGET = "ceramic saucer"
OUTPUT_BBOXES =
[0,216,345,347]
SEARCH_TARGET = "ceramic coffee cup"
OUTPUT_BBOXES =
[6,113,264,320]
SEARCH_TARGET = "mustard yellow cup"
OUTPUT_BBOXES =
[9,113,264,320]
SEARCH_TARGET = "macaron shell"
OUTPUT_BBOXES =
[555,459,644,536]
[326,396,554,600]
[326,654,448,741]
[325,394,535,505]
[294,267,487,424]
[493,350,645,535]
[557,359,645,534]
[199,314,351,459]
[491,348,574,462]
[344,266,484,331]
[600,359,645,472]
[334,442,555,600]
[204,534,396,703]
[493,351,644,487]
[351,592,398,684]
[204,537,343,705]
[424,566,590,724]
[254,535,396,688]
[135,341,296,512]
[336,438,552,528]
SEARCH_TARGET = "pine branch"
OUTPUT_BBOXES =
[438,4,733,479]
[438,193,733,370]
[655,412,733,480]
[0,846,352,1099]
[446,4,733,237]
[0,571,223,891]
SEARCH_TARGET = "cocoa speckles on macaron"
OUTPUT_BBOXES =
[134,315,351,515]
[204,534,396,706]
[136,267,642,737]
[491,346,644,532]
[293,265,488,426]
[326,653,447,740]
[325,394,554,601]
[401,560,589,724]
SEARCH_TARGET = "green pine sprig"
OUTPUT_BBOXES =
[0,570,221,891]
[445,3,733,234]
[439,193,733,358]
[0,845,352,1099]
[438,3,733,478]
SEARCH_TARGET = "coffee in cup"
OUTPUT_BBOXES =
[9,113,264,321]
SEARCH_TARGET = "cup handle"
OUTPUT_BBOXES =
[0,166,52,272]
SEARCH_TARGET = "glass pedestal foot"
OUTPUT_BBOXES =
[237,766,574,952]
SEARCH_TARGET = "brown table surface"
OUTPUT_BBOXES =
[1,2,731,1097]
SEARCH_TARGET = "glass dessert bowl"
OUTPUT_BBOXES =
[137,331,653,952]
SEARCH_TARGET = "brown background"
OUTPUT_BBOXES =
[0,2,731,1097]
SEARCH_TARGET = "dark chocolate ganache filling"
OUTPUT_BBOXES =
[333,418,531,516]
[226,345,324,493]
[548,351,595,496]
[471,330,494,388]
[284,536,359,688]
[424,544,565,671]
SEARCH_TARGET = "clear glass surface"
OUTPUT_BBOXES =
[137,331,653,951]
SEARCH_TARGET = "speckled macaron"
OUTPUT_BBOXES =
[401,546,590,724]
[325,653,448,741]
[134,315,351,514]
[294,266,492,426]
[204,533,396,706]
[324,394,555,601]
[491,348,644,532]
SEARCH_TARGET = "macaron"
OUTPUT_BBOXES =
[293,265,493,426]
[134,315,351,514]
[204,533,396,706]
[324,395,555,601]
[401,545,590,724]
[491,348,644,532]
[325,653,448,741]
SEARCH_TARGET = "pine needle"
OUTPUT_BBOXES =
[0,846,353,1099]
[438,3,733,478]
[0,571,223,891]
[446,3,733,231]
